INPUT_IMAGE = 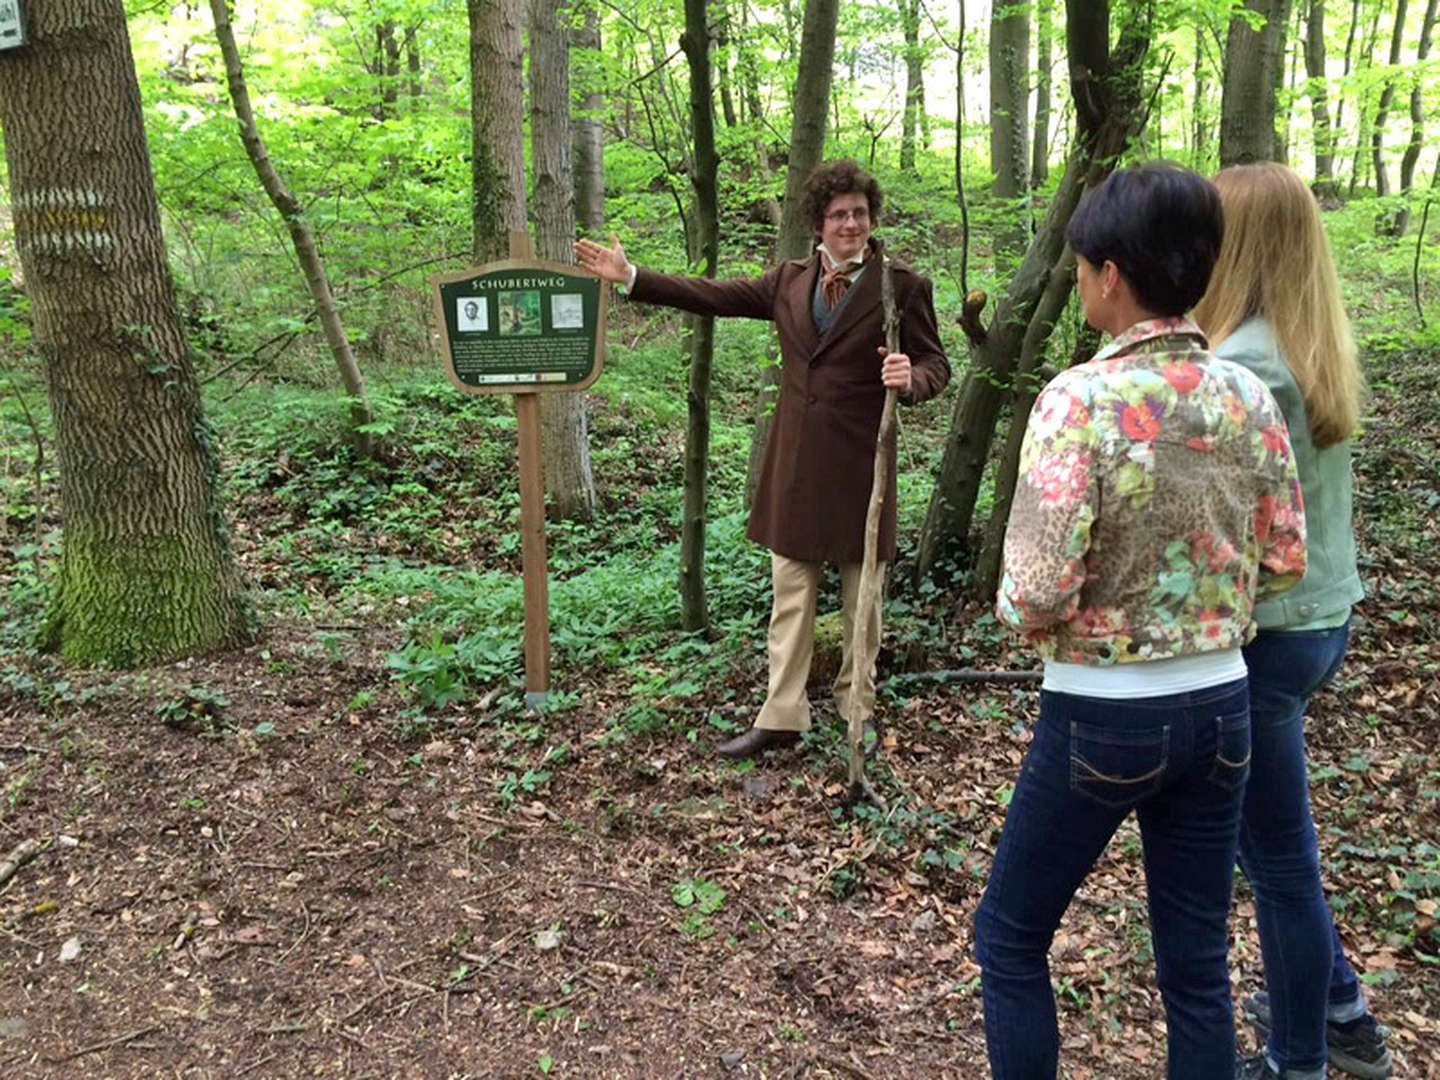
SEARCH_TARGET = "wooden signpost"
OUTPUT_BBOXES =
[433,232,608,709]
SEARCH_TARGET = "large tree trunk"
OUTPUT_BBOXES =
[743,0,838,505]
[900,0,923,174]
[531,0,598,523]
[1394,0,1440,232]
[1032,0,1053,188]
[210,0,374,449]
[916,0,1150,584]
[0,0,253,666]
[1371,0,1409,203]
[571,4,605,237]
[1221,0,1294,165]
[1307,1,1340,201]
[469,0,526,263]
[989,0,1031,261]
[679,0,719,632]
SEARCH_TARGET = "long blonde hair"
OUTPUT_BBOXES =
[1193,163,1363,448]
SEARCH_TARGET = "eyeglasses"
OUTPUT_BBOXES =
[824,208,870,224]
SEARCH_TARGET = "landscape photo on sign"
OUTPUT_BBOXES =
[550,293,584,330]
[456,296,488,332]
[498,290,542,336]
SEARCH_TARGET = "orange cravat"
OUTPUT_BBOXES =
[821,262,852,308]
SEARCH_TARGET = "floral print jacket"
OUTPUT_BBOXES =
[997,317,1306,665]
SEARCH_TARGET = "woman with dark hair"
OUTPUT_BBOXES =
[1195,163,1389,1080]
[974,164,1308,1079]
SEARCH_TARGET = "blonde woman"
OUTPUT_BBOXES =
[1195,163,1390,1080]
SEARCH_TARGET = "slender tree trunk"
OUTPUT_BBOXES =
[1395,0,1440,232]
[1371,0,1409,201]
[955,0,971,292]
[716,0,738,128]
[572,4,605,237]
[743,0,838,505]
[1307,1,1340,201]
[989,0,1031,261]
[1349,1,1386,195]
[0,0,253,665]
[679,0,719,632]
[1032,0,1053,188]
[1335,0,1362,134]
[469,0,526,264]
[1220,0,1294,165]
[210,0,374,447]
[1275,1,1304,163]
[1193,23,1209,167]
[404,25,422,104]
[900,0,923,174]
[379,20,400,118]
[531,0,598,523]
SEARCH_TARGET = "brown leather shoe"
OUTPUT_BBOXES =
[715,726,800,759]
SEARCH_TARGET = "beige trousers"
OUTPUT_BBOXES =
[753,552,886,732]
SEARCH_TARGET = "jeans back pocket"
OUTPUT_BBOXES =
[1069,720,1170,808]
[1207,710,1252,791]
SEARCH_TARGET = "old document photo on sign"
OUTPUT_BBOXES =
[456,296,488,332]
[550,293,584,330]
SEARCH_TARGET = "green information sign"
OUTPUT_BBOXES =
[433,258,607,395]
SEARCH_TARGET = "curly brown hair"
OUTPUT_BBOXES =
[803,159,883,237]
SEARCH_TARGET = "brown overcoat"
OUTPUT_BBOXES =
[631,238,950,564]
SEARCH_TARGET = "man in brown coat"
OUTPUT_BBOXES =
[575,160,950,757]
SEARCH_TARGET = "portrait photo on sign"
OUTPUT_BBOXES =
[456,296,488,332]
[550,293,584,330]
[498,291,542,336]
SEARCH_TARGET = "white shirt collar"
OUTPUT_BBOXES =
[817,243,867,274]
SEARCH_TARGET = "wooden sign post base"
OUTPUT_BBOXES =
[508,231,551,711]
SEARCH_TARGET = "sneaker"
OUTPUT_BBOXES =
[1236,1055,1280,1079]
[1244,991,1394,1079]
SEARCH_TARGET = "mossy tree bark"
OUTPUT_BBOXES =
[469,0,527,264]
[0,0,253,666]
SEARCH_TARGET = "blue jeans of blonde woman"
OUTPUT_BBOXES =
[1239,623,1361,1076]
[974,680,1251,1079]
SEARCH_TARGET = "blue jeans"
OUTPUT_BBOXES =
[1239,624,1359,1073]
[974,680,1251,1079]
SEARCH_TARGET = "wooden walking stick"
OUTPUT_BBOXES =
[845,254,900,808]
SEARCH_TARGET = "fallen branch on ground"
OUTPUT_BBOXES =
[0,837,44,889]
[46,1025,161,1064]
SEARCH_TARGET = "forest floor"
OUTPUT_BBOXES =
[2,344,1439,1078]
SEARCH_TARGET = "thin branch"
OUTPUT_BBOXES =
[45,1025,161,1064]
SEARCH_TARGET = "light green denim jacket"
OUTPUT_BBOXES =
[1214,317,1364,629]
